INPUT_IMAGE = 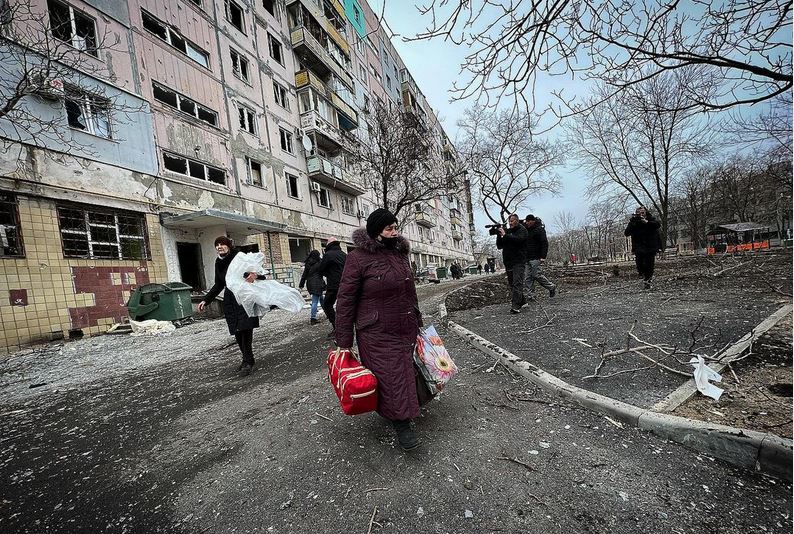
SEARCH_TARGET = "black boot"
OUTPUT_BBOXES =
[392,420,419,451]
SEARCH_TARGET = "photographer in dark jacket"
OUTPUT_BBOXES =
[624,206,662,289]
[496,214,528,313]
[523,215,556,300]
[313,237,347,335]
[299,250,325,325]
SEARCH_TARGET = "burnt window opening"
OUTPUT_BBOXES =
[57,205,149,260]
[141,9,209,69]
[279,127,293,154]
[64,85,112,138]
[263,0,276,17]
[0,192,24,257]
[224,0,245,33]
[317,186,331,208]
[230,48,250,82]
[273,81,289,110]
[162,151,225,185]
[48,0,98,56]
[247,158,263,187]
[285,172,299,198]
[238,105,256,135]
[268,32,283,65]
[152,82,218,127]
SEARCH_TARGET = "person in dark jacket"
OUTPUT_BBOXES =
[624,206,662,289]
[496,213,528,313]
[197,236,263,375]
[314,237,347,335]
[335,208,423,451]
[523,214,556,299]
[299,249,325,325]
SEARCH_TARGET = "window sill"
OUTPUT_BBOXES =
[68,126,117,143]
[162,170,229,191]
[52,36,100,60]
[232,73,253,87]
[152,104,224,133]
[286,194,301,200]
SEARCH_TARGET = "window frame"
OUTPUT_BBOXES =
[151,81,218,127]
[340,195,354,216]
[285,172,300,199]
[162,151,226,185]
[48,0,99,57]
[246,157,264,187]
[230,47,251,83]
[273,81,290,110]
[237,104,257,135]
[279,127,294,154]
[57,204,150,260]
[224,0,246,34]
[267,32,284,66]
[0,192,25,258]
[63,85,112,139]
[141,9,210,69]
[317,186,331,209]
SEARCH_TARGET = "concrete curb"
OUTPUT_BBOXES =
[653,303,793,412]
[447,319,793,481]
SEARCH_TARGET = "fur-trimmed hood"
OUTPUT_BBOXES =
[351,227,411,255]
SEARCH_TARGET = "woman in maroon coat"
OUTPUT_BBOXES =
[335,208,423,451]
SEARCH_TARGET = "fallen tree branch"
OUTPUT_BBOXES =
[498,456,536,471]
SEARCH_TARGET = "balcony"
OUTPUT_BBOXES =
[295,70,327,95]
[450,208,463,227]
[329,90,358,129]
[415,205,437,228]
[290,26,354,89]
[301,110,344,149]
[452,230,464,241]
[306,155,364,196]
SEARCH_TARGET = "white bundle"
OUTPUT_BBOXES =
[225,252,304,317]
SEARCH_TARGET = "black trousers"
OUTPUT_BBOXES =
[634,252,656,281]
[323,287,338,327]
[235,329,254,365]
[505,263,526,310]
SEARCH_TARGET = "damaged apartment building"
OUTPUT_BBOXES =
[0,0,475,351]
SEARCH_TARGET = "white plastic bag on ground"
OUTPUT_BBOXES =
[689,355,723,400]
[129,319,176,336]
[226,251,304,317]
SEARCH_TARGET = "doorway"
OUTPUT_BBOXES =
[177,242,204,291]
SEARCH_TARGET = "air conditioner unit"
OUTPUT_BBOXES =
[310,182,321,193]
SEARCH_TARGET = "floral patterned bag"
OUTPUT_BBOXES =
[414,326,458,396]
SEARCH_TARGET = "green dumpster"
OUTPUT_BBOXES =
[436,266,448,279]
[127,282,194,321]
[467,265,479,275]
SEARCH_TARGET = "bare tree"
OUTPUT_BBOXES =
[568,68,715,246]
[585,199,629,260]
[458,105,562,224]
[0,1,140,164]
[412,0,792,114]
[551,210,581,260]
[672,168,717,251]
[352,100,458,219]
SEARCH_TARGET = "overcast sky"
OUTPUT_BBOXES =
[371,1,591,234]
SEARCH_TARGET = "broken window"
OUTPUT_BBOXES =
[0,192,24,257]
[262,0,276,17]
[151,81,218,127]
[317,186,331,208]
[162,151,225,185]
[57,205,149,260]
[246,158,263,187]
[141,9,209,69]
[285,172,299,198]
[224,0,245,33]
[268,32,283,65]
[279,127,293,154]
[238,105,256,135]
[273,81,289,110]
[48,0,98,56]
[64,85,112,138]
[230,48,250,82]
[340,196,354,216]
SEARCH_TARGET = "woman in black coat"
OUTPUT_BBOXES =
[624,206,662,289]
[299,249,325,325]
[197,236,261,375]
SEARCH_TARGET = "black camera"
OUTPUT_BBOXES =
[485,223,506,236]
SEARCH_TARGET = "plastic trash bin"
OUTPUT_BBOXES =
[126,282,194,321]
[436,266,448,279]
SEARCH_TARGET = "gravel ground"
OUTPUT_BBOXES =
[0,270,791,534]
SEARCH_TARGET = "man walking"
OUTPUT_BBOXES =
[496,214,528,314]
[624,206,661,289]
[314,237,346,336]
[523,215,556,300]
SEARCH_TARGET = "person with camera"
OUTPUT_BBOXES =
[624,206,662,289]
[523,214,556,300]
[495,214,529,313]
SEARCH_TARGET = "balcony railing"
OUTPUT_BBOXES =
[415,207,437,228]
[301,110,343,148]
[290,26,354,88]
[452,230,464,241]
[450,208,463,227]
[306,155,364,196]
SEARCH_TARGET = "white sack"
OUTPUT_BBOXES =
[689,355,723,401]
[129,319,176,336]
[226,251,304,317]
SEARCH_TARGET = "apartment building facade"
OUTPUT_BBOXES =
[0,0,475,351]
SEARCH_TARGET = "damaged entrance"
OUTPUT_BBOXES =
[177,242,204,291]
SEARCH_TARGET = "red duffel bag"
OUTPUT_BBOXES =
[327,347,378,415]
